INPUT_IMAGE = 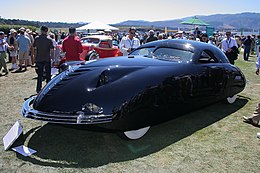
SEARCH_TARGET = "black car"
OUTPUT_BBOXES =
[22,39,246,140]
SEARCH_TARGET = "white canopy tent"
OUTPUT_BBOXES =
[76,21,119,33]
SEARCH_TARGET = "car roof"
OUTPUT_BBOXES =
[140,39,213,51]
[137,39,228,63]
[81,35,112,41]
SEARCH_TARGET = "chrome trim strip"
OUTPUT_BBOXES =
[21,96,113,124]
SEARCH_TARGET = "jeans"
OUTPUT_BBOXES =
[36,61,51,92]
[243,46,251,61]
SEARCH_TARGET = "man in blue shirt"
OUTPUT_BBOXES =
[16,27,31,71]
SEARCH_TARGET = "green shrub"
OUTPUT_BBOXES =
[0,24,37,34]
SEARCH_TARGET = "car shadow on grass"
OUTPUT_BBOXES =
[17,97,248,168]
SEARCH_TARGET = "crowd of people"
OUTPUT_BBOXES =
[0,26,260,128]
[0,26,259,75]
[104,27,259,65]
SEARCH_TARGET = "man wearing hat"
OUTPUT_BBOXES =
[175,31,187,40]
[16,27,31,71]
[0,31,9,76]
[7,29,18,70]
[145,30,158,43]
[33,25,54,93]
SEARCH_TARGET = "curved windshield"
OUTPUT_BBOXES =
[131,47,194,63]
[81,38,100,44]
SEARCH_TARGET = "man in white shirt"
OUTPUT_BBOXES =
[119,27,140,56]
[256,54,260,75]
[221,31,238,65]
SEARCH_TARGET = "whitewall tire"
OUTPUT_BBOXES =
[227,95,237,104]
[119,126,150,140]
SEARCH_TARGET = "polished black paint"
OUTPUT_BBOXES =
[23,39,246,132]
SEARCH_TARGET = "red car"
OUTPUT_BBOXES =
[54,35,122,72]
[79,35,122,60]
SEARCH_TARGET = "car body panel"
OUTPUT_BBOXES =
[22,39,246,132]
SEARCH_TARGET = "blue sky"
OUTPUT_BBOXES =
[1,0,260,24]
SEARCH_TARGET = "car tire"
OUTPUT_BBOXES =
[226,95,237,104]
[118,126,150,140]
[85,50,99,61]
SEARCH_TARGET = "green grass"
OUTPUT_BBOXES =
[0,53,260,173]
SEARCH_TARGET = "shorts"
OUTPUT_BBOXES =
[18,51,29,61]
[10,50,17,57]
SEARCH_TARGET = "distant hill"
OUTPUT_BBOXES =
[114,12,260,31]
[1,12,260,31]
[0,18,84,29]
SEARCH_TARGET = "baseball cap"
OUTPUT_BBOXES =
[19,27,25,32]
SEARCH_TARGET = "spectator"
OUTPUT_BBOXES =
[26,29,35,66]
[0,31,9,76]
[255,35,260,58]
[175,31,187,40]
[243,53,260,126]
[243,104,260,127]
[243,35,253,61]
[49,32,60,62]
[193,27,201,38]
[119,27,140,56]
[208,36,215,45]
[145,30,158,43]
[33,26,54,93]
[7,29,18,70]
[141,33,148,45]
[62,27,83,61]
[157,33,164,40]
[200,33,209,43]
[256,52,260,75]
[221,31,238,65]
[16,27,31,71]
[235,35,242,48]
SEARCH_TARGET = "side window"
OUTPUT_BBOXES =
[198,50,219,63]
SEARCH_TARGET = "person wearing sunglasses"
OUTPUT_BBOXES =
[119,27,140,56]
[221,31,239,65]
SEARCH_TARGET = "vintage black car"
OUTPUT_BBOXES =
[22,39,246,140]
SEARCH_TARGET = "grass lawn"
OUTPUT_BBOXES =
[0,53,259,173]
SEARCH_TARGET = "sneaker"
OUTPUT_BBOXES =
[15,67,22,72]
[243,116,259,126]
[257,132,260,139]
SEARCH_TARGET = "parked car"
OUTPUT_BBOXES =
[21,39,246,140]
[80,35,122,60]
[53,35,122,74]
